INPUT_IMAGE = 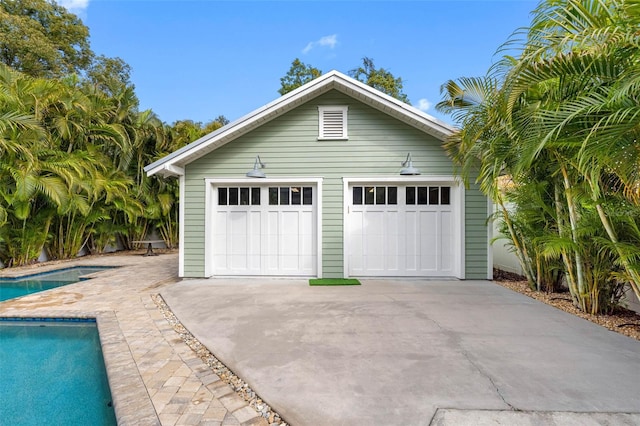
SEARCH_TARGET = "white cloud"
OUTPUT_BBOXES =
[317,34,338,48]
[303,34,338,54]
[55,0,89,13]
[302,42,314,54]
[416,98,432,112]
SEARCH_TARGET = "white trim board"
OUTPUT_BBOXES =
[178,175,185,277]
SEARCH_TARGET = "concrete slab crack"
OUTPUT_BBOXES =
[427,314,519,412]
[475,360,519,411]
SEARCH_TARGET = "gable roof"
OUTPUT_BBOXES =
[145,70,455,177]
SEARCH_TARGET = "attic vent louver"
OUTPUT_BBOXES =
[318,106,348,140]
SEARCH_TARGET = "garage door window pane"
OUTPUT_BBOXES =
[251,188,261,205]
[417,187,428,205]
[280,187,289,205]
[267,186,313,205]
[365,187,375,204]
[240,187,250,205]
[375,187,385,204]
[406,187,415,205]
[303,187,313,205]
[440,187,450,205]
[229,188,239,205]
[291,187,301,205]
[388,187,397,205]
[429,187,439,205]
[218,188,227,205]
[353,187,362,205]
[269,187,278,205]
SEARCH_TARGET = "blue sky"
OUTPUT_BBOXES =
[60,1,538,126]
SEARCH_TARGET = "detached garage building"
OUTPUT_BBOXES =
[145,71,491,280]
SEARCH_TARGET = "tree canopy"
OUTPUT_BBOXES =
[0,0,228,266]
[278,57,410,103]
[349,57,409,103]
[278,58,322,96]
[0,0,92,78]
[86,55,134,94]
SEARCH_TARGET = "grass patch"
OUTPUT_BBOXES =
[309,278,361,286]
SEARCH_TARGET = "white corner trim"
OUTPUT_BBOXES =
[178,175,185,277]
[204,178,212,277]
[316,179,323,278]
[342,178,350,278]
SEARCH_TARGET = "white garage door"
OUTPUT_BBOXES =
[348,184,456,277]
[212,185,316,276]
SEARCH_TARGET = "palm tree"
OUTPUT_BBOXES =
[503,0,640,305]
[0,65,74,265]
[0,63,148,263]
[438,0,640,312]
[437,76,540,288]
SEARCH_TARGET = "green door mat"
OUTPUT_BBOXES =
[309,278,361,286]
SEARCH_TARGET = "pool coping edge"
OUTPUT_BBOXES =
[0,310,160,426]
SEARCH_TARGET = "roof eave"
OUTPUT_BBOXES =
[146,163,185,178]
[145,70,455,177]
[144,73,339,176]
[331,75,455,139]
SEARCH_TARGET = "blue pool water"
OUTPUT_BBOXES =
[0,266,115,302]
[0,318,117,425]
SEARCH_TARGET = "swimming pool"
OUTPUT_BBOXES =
[0,318,117,425]
[0,266,116,302]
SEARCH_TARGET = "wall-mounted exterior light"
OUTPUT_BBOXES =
[400,152,420,175]
[246,155,266,178]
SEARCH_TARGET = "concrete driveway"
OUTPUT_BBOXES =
[161,279,640,425]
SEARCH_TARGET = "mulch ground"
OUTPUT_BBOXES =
[493,269,640,342]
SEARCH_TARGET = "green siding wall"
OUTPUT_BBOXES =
[465,181,489,279]
[182,90,489,278]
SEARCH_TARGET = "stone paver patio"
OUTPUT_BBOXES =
[6,251,640,426]
[0,252,265,426]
